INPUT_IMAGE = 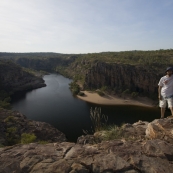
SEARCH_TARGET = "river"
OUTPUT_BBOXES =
[11,74,168,142]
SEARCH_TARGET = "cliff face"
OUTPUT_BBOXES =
[15,56,77,71]
[1,55,163,98]
[84,62,160,96]
[0,60,46,94]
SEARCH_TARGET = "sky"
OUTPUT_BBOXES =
[0,0,173,54]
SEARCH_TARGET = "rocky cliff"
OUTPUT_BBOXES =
[1,51,172,100]
[84,62,160,97]
[14,55,77,72]
[0,53,164,99]
[0,60,46,94]
[0,109,66,146]
[1,116,173,173]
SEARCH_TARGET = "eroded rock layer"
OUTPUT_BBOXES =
[84,62,160,96]
[1,116,173,173]
[0,139,173,173]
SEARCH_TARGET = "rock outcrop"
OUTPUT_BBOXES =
[0,60,46,94]
[0,109,66,146]
[84,62,160,97]
[146,116,173,143]
[0,139,173,172]
[1,117,173,172]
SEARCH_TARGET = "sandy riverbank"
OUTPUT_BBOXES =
[77,91,155,107]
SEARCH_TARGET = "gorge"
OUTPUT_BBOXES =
[11,73,164,142]
[1,50,173,172]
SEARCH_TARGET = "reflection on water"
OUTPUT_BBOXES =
[11,74,168,142]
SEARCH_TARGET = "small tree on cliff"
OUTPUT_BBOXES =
[69,81,80,95]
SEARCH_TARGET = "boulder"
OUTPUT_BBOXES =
[146,117,173,143]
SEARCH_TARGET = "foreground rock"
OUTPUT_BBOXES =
[0,109,66,146]
[0,139,173,173]
[1,116,173,172]
[146,116,173,143]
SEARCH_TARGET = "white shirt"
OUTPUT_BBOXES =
[158,75,173,97]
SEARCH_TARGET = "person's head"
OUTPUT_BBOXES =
[165,67,173,76]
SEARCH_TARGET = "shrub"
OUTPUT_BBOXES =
[122,89,130,94]
[38,140,48,144]
[6,127,20,145]
[7,127,17,133]
[90,107,108,132]
[131,92,139,98]
[101,125,124,141]
[96,90,105,96]
[69,81,80,95]
[100,86,107,91]
[0,144,4,148]
[21,133,36,144]
[78,92,85,96]
[0,100,11,109]
[4,116,15,122]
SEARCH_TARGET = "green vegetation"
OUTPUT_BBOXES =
[0,90,11,109]
[2,114,49,146]
[4,116,15,122]
[3,115,20,145]
[89,107,140,141]
[100,86,108,92]
[56,66,69,77]
[23,67,48,77]
[78,91,85,96]
[96,90,105,96]
[6,127,17,133]
[38,140,49,144]
[0,100,11,109]
[99,125,124,141]
[69,81,80,95]
[90,107,108,132]
[88,107,125,140]
[21,133,36,144]
[122,89,130,95]
[0,144,4,148]
[68,49,173,74]
[1,49,173,76]
[6,127,20,145]
[131,92,139,98]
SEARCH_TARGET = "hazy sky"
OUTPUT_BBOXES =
[0,0,173,53]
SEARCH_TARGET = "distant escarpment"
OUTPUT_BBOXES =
[14,55,77,72]
[1,51,172,99]
[0,60,46,94]
[84,62,160,98]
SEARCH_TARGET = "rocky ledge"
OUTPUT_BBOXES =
[0,109,66,146]
[1,112,173,173]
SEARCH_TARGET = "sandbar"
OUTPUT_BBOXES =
[77,91,154,107]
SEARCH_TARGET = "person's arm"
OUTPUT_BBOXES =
[158,85,162,100]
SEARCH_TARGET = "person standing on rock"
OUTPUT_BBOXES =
[158,67,173,118]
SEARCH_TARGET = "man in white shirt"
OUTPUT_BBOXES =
[158,67,173,118]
